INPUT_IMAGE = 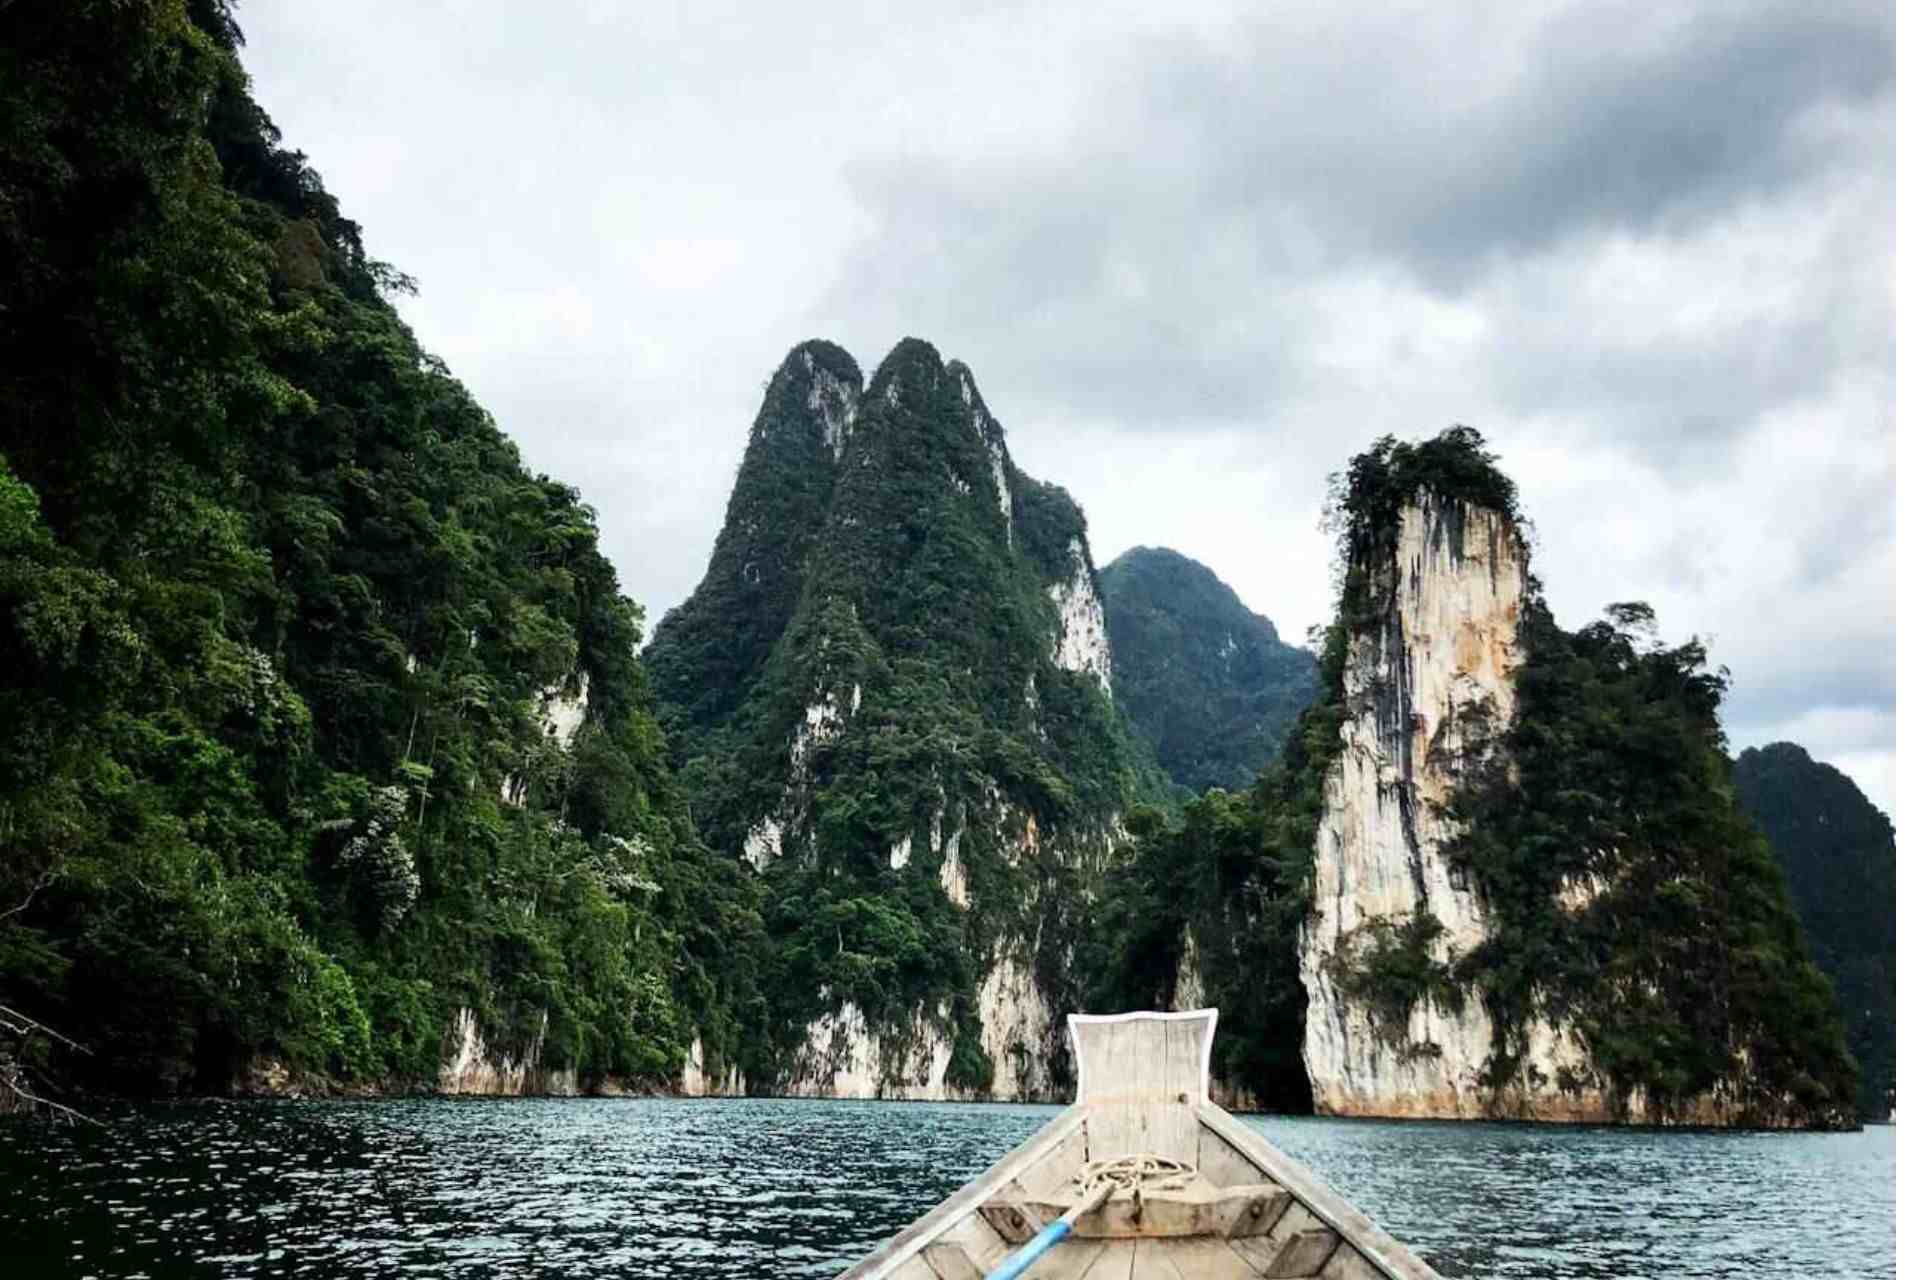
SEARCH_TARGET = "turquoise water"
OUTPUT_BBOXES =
[0,1099,1894,1277]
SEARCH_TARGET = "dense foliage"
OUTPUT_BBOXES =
[645,339,1166,1091]
[1099,547,1320,793]
[0,0,756,1098]
[1083,788,1316,1109]
[1732,743,1895,1118]
[1443,604,1855,1121]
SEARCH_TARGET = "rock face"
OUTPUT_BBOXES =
[783,951,1057,1100]
[1299,493,1582,1118]
[439,1007,579,1096]
[680,1035,747,1098]
[646,338,1147,1101]
[1049,540,1113,692]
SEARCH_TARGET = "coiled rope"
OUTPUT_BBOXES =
[1078,1155,1198,1197]
[983,1156,1200,1280]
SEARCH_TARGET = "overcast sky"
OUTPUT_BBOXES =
[239,0,1895,816]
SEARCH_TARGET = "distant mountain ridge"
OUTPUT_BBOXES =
[1099,546,1320,793]
[1733,742,1897,1118]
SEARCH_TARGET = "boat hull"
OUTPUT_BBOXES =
[837,1011,1445,1280]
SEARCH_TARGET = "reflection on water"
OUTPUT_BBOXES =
[0,1099,1893,1278]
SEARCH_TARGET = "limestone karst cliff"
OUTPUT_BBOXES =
[1099,429,1856,1128]
[1298,488,1572,1117]
[645,338,1161,1100]
[1293,429,1856,1127]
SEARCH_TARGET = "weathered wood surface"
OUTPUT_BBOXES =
[999,1181,1287,1240]
[1194,1105,1439,1280]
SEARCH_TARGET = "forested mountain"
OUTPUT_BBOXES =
[0,0,755,1101]
[1099,430,1858,1126]
[1732,743,1895,1118]
[1100,547,1320,793]
[645,339,1166,1097]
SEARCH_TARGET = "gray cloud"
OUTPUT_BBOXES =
[236,0,1895,813]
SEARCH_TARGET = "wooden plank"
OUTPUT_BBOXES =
[1027,1240,1106,1280]
[942,1210,1013,1271]
[1165,1010,1211,1103]
[1140,1100,1199,1165]
[980,1201,1037,1244]
[889,1256,944,1280]
[1131,1241,1187,1280]
[1232,1228,1340,1278]
[923,1243,984,1280]
[1078,1240,1136,1280]
[1193,1105,1444,1280]
[1134,1184,1211,1238]
[1317,1242,1388,1280]
[1158,1237,1258,1279]
[1197,1126,1270,1190]
[1084,1023,1155,1160]
[1266,1200,1326,1243]
[1022,1119,1090,1196]
[1218,1188,1289,1238]
[1229,1237,1282,1276]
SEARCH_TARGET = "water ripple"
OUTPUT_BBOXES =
[0,1101,1893,1278]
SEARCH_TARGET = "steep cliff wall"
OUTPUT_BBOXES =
[1299,493,1558,1116]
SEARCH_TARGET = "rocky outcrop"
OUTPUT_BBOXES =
[1296,492,1829,1124]
[439,1006,579,1096]
[783,950,1061,1101]
[1049,539,1113,692]
[679,1035,747,1098]
[1300,493,1576,1118]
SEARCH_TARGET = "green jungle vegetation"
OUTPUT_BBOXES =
[0,0,765,1100]
[1733,743,1895,1119]
[1099,547,1320,794]
[1442,601,1856,1123]
[645,340,1168,1091]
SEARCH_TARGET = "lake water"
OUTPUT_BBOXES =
[0,1099,1894,1278]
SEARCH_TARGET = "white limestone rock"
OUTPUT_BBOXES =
[439,1007,578,1096]
[740,680,861,867]
[800,349,858,460]
[1299,493,1610,1120]
[783,948,1060,1101]
[680,1034,746,1098]
[1047,538,1113,692]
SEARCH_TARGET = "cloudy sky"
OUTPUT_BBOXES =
[239,0,1895,814]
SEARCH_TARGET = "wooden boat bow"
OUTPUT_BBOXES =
[836,1009,1447,1280]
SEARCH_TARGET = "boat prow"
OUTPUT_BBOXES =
[837,1010,1445,1279]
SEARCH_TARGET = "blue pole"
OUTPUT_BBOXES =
[983,1218,1072,1280]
